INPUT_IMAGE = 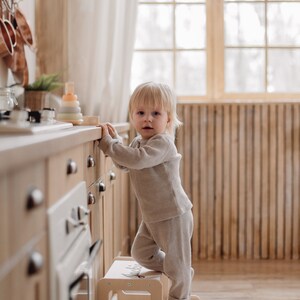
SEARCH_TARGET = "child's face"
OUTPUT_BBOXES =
[131,105,170,139]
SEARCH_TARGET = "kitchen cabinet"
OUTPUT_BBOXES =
[9,235,47,300]
[47,145,84,207]
[0,161,47,300]
[102,156,117,273]
[0,124,130,300]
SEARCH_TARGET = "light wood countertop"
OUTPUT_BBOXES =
[0,123,130,175]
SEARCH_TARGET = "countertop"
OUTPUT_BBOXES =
[0,122,129,175]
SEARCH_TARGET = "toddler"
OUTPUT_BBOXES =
[98,82,200,300]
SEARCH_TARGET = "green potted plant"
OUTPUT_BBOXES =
[24,73,63,111]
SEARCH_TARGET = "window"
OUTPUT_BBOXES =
[131,0,300,101]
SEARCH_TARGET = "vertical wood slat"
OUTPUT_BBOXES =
[246,105,254,259]
[269,105,277,259]
[231,105,238,259]
[176,102,300,260]
[277,104,285,259]
[253,105,261,259]
[192,105,200,261]
[215,105,223,259]
[292,105,300,260]
[238,105,246,258]
[207,106,215,259]
[285,105,293,259]
[261,105,269,259]
[223,105,230,259]
[199,106,208,259]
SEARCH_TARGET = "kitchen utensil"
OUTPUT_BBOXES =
[0,1,16,47]
[0,18,13,57]
[4,30,28,86]
[3,18,16,46]
[13,7,35,50]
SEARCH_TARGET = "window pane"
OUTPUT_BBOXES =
[268,49,300,93]
[225,3,264,46]
[135,4,172,49]
[268,3,300,46]
[176,51,206,96]
[176,4,206,49]
[225,49,265,92]
[131,52,173,91]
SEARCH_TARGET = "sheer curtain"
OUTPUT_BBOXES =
[68,0,138,123]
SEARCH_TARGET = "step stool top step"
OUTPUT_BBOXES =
[104,259,163,281]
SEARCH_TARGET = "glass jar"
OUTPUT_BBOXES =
[0,88,18,112]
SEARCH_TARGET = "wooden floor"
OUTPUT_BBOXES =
[191,260,300,300]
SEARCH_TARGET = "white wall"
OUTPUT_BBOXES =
[0,0,36,88]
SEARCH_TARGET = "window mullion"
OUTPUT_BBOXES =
[209,0,224,101]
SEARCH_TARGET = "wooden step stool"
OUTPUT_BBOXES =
[98,256,169,300]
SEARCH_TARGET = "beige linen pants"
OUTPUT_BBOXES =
[131,210,194,300]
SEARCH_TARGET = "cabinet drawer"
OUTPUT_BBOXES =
[8,161,46,255]
[10,234,47,300]
[84,141,99,188]
[48,145,84,206]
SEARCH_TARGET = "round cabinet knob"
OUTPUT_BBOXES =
[27,187,44,210]
[67,159,78,175]
[28,251,43,275]
[87,155,95,168]
[98,181,106,192]
[87,192,96,205]
[110,171,116,181]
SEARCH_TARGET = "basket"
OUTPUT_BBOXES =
[24,91,49,111]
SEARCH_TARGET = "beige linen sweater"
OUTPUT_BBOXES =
[99,133,192,223]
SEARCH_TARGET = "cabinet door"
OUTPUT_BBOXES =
[87,182,104,280]
[9,161,46,255]
[102,171,114,274]
[84,141,99,188]
[48,145,84,207]
[118,167,130,255]
[10,235,47,300]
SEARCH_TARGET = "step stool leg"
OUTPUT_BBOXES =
[98,280,114,300]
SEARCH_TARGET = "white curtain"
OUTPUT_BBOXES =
[68,0,138,123]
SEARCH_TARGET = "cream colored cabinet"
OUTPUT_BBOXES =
[0,124,130,300]
[47,145,84,207]
[9,161,46,255]
[10,235,47,300]
[0,161,47,300]
[0,236,47,300]
[102,156,117,273]
[84,140,100,188]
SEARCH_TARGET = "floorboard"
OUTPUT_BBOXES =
[191,260,300,300]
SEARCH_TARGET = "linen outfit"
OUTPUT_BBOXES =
[99,133,194,300]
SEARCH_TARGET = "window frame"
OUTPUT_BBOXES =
[135,0,300,102]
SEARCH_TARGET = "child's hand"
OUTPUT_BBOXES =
[106,123,118,138]
[97,123,109,137]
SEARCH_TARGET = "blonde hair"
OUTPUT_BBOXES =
[129,82,182,135]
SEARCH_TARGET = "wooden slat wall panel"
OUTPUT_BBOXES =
[177,103,300,260]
